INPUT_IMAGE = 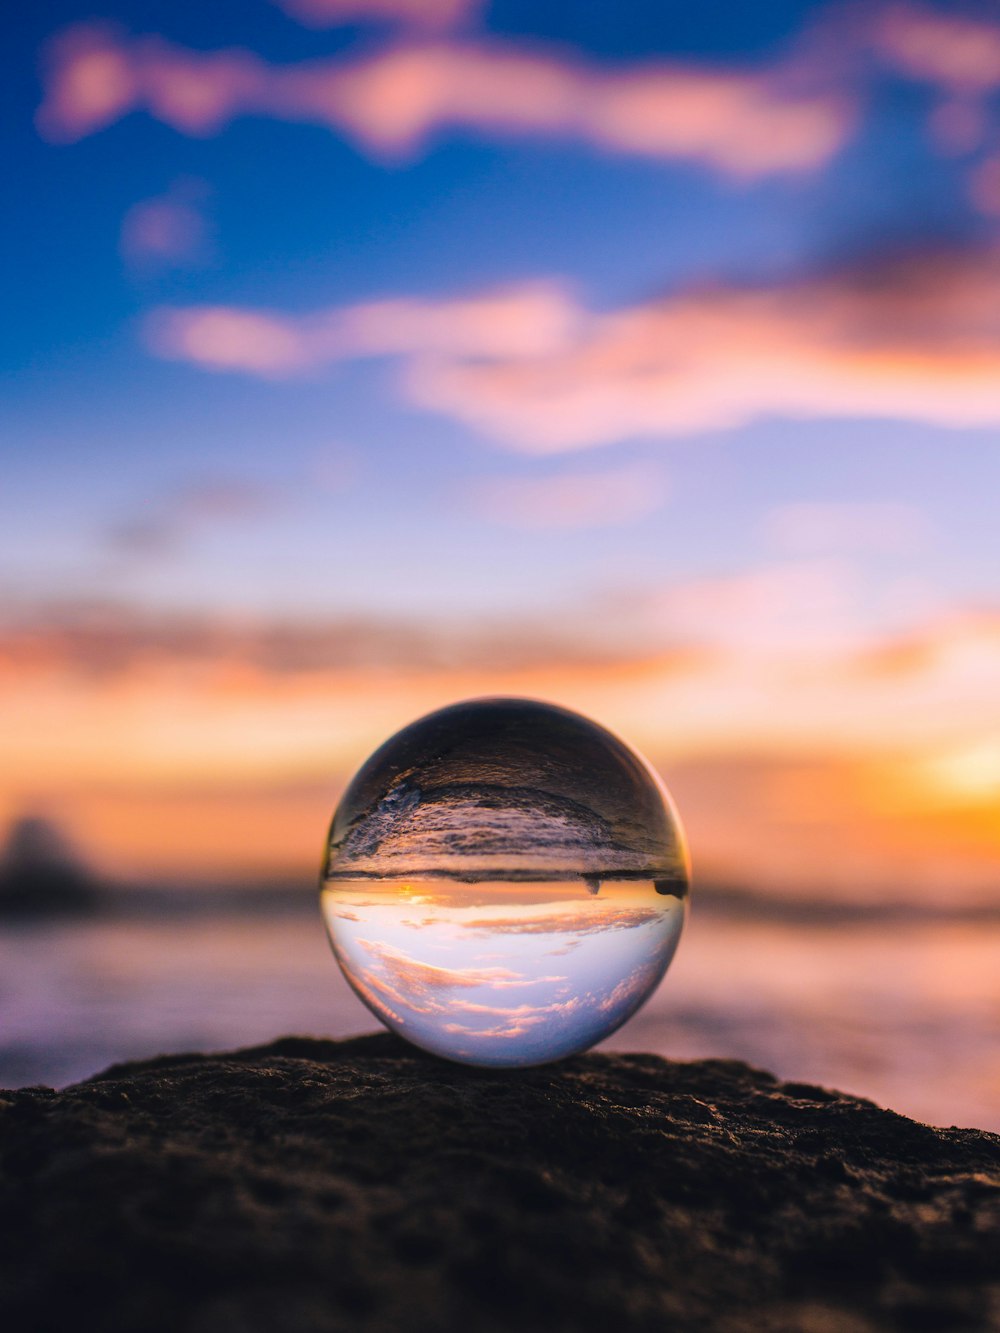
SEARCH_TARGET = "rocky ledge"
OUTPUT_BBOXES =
[0,1034,997,1332]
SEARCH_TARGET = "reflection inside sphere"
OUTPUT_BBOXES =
[321,877,685,1066]
[320,698,689,1067]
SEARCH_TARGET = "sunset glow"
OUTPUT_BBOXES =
[3,0,999,910]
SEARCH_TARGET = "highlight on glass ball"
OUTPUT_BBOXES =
[320,698,690,1067]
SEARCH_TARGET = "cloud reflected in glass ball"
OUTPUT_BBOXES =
[320,698,690,1067]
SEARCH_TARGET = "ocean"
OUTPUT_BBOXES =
[1,891,997,1132]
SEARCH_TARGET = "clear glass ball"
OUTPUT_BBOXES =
[320,698,689,1067]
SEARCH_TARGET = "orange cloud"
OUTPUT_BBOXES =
[273,0,478,28]
[460,905,665,936]
[0,599,646,681]
[383,881,631,915]
[470,462,667,530]
[4,595,1000,894]
[37,24,853,176]
[146,246,1000,449]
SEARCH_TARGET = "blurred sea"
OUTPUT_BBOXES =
[1,890,997,1132]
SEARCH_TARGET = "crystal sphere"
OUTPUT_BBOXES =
[320,698,689,1067]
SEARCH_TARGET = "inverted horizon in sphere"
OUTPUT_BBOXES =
[321,698,690,1065]
[322,877,686,1066]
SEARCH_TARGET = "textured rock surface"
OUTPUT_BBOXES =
[0,1033,997,1332]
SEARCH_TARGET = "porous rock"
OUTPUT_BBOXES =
[0,1034,997,1332]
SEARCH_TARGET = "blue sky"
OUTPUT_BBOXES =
[4,1,997,629]
[3,1,1000,888]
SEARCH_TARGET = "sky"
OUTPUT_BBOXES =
[321,880,685,1066]
[3,0,1000,896]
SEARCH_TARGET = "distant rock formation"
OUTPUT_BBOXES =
[0,815,97,916]
[0,1034,996,1331]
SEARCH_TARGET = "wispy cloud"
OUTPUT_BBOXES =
[335,929,672,1051]
[875,3,1000,95]
[926,98,987,155]
[4,593,1000,891]
[357,938,537,992]
[37,23,854,177]
[596,956,669,1014]
[120,178,212,269]
[644,560,859,657]
[146,244,1000,449]
[145,282,577,376]
[341,937,574,1035]
[762,501,927,555]
[0,597,650,680]
[970,154,1000,216]
[103,478,274,559]
[872,3,1000,174]
[408,245,1000,448]
[272,0,479,29]
[470,462,667,530]
[461,905,665,936]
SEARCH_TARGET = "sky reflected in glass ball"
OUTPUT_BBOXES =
[321,698,689,1066]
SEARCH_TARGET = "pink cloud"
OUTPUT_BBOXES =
[356,938,539,994]
[762,501,927,556]
[471,463,667,530]
[647,561,859,657]
[120,179,211,267]
[273,0,478,29]
[145,307,310,376]
[970,154,1000,217]
[871,3,1000,163]
[403,246,1000,449]
[926,98,987,155]
[145,242,1000,449]
[875,3,1000,95]
[37,24,854,177]
[338,937,577,1038]
[597,957,666,1014]
[36,26,267,142]
[145,281,579,375]
[586,63,850,177]
[329,284,579,358]
[441,1016,549,1041]
[145,245,1000,448]
[35,25,139,142]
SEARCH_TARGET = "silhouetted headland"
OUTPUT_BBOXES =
[0,1033,996,1331]
[0,816,96,918]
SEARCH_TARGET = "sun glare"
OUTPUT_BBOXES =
[922,739,1000,804]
